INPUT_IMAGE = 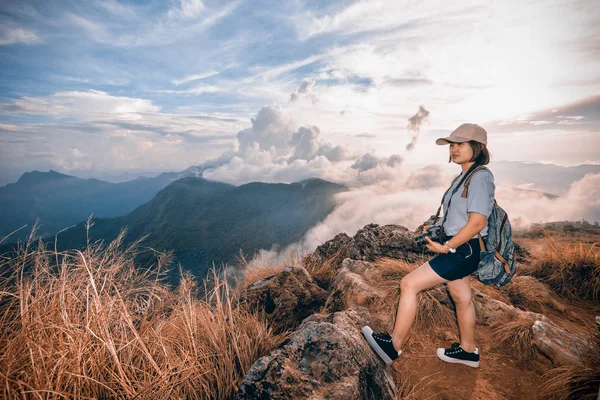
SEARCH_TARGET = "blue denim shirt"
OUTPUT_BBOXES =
[442,168,495,238]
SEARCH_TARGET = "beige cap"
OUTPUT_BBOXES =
[436,123,487,145]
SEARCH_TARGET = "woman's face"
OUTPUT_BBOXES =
[449,142,473,164]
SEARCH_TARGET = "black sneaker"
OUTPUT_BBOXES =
[361,326,402,365]
[436,342,480,368]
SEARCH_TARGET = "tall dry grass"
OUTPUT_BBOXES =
[524,234,600,301]
[373,258,457,331]
[0,226,284,399]
[236,248,304,288]
[490,316,536,360]
[540,331,600,400]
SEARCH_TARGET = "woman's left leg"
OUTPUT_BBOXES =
[391,261,448,351]
[446,275,477,352]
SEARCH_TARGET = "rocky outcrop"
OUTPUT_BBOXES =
[324,259,388,313]
[303,224,426,288]
[236,222,598,398]
[472,287,591,366]
[531,320,592,366]
[235,307,397,400]
[240,265,328,333]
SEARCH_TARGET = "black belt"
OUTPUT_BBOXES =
[446,235,487,241]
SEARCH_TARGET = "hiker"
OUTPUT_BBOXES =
[362,123,495,368]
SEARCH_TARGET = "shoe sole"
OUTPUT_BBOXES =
[436,348,480,368]
[362,326,394,365]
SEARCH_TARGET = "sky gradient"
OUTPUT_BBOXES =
[0,0,599,187]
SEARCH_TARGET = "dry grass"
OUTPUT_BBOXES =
[525,234,600,301]
[373,258,456,331]
[540,364,600,400]
[302,248,345,289]
[235,248,305,289]
[540,329,600,400]
[0,226,284,399]
[490,316,537,360]
[503,280,544,312]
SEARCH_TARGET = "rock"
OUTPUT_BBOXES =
[472,287,592,366]
[472,287,545,326]
[235,307,397,400]
[240,265,328,333]
[324,263,388,313]
[505,276,566,313]
[531,320,592,366]
[303,224,427,288]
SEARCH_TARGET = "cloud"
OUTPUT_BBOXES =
[287,126,348,162]
[290,79,317,103]
[405,105,430,151]
[168,0,206,19]
[0,25,39,45]
[497,173,600,229]
[235,106,295,153]
[492,94,600,131]
[0,91,247,179]
[197,104,417,187]
[172,71,221,85]
[247,169,600,270]
[149,85,221,95]
[0,90,160,119]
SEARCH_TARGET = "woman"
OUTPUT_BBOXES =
[362,123,495,368]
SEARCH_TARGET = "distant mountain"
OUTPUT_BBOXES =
[0,168,203,244]
[17,177,346,282]
[512,187,558,199]
[491,161,600,195]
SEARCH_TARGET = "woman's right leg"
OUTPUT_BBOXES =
[391,261,448,351]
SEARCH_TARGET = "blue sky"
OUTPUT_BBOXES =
[0,0,599,186]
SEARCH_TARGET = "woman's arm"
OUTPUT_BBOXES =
[446,212,486,249]
[424,212,486,254]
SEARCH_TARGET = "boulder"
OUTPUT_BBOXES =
[324,262,388,313]
[303,224,426,288]
[472,287,592,366]
[240,265,328,333]
[235,307,397,400]
[531,319,592,366]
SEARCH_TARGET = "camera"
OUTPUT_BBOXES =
[415,224,449,246]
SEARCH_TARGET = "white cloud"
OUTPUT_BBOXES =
[172,71,221,85]
[168,0,206,19]
[0,26,40,45]
[68,13,112,43]
[503,173,600,228]
[149,85,221,95]
[0,90,160,119]
[0,91,248,177]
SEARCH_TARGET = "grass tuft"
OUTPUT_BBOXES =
[490,316,537,360]
[0,229,284,399]
[524,233,600,301]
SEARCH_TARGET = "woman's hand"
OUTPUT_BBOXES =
[425,236,449,254]
[422,224,432,234]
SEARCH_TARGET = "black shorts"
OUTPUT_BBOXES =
[429,237,485,281]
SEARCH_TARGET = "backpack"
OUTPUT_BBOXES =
[427,165,517,287]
